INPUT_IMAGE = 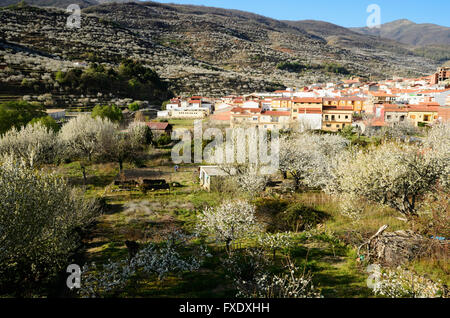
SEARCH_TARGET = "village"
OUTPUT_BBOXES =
[155,66,450,132]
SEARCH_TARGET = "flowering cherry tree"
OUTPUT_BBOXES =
[258,232,296,260]
[0,122,58,168]
[100,122,152,172]
[224,250,321,298]
[79,230,205,297]
[59,115,116,183]
[0,157,99,295]
[196,200,262,253]
[328,142,447,219]
[370,266,445,298]
[279,133,349,189]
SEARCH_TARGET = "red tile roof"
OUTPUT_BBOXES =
[146,122,171,130]
[262,111,291,116]
[292,98,322,103]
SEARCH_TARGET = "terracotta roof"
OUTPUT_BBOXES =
[146,122,171,130]
[369,91,398,97]
[294,109,322,114]
[292,98,322,103]
[262,111,291,116]
[231,107,262,114]
[407,105,440,112]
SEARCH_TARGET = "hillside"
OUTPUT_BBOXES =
[0,1,440,101]
[352,19,450,47]
[0,0,135,8]
[284,20,415,56]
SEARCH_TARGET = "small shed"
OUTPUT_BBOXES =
[145,122,173,135]
[199,166,235,191]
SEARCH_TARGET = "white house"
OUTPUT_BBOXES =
[242,100,260,109]
[45,109,66,121]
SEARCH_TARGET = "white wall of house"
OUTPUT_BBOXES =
[215,102,232,110]
[242,101,260,108]
[157,110,170,118]
[166,103,181,110]
[435,91,450,106]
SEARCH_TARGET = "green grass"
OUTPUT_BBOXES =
[44,155,447,298]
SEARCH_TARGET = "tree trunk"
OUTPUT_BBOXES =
[226,239,232,256]
[119,160,123,174]
[81,163,87,185]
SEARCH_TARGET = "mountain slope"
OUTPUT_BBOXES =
[284,20,415,55]
[352,19,450,46]
[0,1,440,97]
[0,0,135,8]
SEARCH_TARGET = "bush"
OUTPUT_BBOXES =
[155,134,172,147]
[54,59,171,103]
[276,62,305,73]
[0,101,46,135]
[29,115,60,132]
[128,102,141,112]
[278,204,328,232]
[0,159,100,296]
[92,104,123,123]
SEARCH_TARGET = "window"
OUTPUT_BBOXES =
[331,115,335,121]
[387,115,392,120]
[345,115,349,119]
[326,124,331,127]
[325,115,329,120]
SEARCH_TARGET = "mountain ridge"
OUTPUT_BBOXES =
[0,1,443,97]
[352,19,450,46]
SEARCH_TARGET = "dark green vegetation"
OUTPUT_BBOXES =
[276,62,306,73]
[29,115,60,132]
[92,104,123,123]
[277,61,350,75]
[0,100,46,134]
[413,46,450,64]
[55,60,171,104]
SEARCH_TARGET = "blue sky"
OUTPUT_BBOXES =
[149,0,450,27]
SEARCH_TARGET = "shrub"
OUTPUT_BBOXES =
[278,204,328,232]
[276,62,305,73]
[92,104,123,123]
[155,134,172,147]
[0,158,99,296]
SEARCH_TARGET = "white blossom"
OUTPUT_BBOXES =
[197,200,262,252]
[0,122,58,168]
